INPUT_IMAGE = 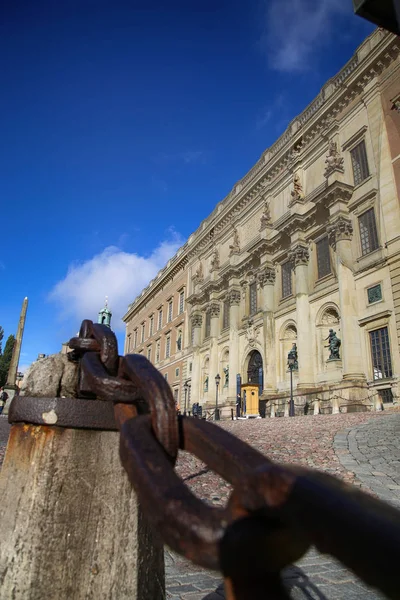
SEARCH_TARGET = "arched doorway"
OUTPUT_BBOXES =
[247,350,263,386]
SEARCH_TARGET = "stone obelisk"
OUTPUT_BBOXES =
[3,297,28,413]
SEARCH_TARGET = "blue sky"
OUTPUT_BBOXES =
[0,1,373,370]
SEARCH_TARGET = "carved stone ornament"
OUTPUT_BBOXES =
[193,261,204,282]
[210,246,220,270]
[324,140,344,178]
[259,200,272,230]
[245,320,260,348]
[191,313,203,328]
[327,216,353,249]
[208,302,220,318]
[288,244,309,268]
[258,267,276,287]
[289,173,304,206]
[227,288,241,306]
[229,225,240,255]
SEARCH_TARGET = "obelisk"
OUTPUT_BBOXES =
[3,297,28,413]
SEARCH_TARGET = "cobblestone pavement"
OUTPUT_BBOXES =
[2,411,399,598]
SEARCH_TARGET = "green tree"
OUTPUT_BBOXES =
[0,334,15,387]
[0,325,4,356]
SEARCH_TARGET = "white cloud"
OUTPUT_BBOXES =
[49,231,184,331]
[261,0,349,72]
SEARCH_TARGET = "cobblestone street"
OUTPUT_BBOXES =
[1,411,399,598]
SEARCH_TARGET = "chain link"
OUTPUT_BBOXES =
[65,320,400,600]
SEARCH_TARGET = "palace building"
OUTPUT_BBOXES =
[123,29,400,417]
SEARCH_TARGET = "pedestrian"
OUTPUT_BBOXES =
[0,387,8,415]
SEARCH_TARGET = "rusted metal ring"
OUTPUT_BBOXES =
[8,396,118,430]
[121,354,179,461]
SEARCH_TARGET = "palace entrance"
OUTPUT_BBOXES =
[239,351,263,417]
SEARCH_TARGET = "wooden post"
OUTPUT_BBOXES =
[0,354,164,600]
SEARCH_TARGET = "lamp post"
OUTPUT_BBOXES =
[215,373,221,421]
[184,381,189,416]
[287,354,295,417]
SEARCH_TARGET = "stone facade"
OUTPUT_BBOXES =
[123,30,400,417]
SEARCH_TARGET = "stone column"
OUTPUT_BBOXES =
[258,267,276,391]
[327,216,365,380]
[227,289,241,401]
[208,302,221,405]
[190,312,203,405]
[289,244,314,388]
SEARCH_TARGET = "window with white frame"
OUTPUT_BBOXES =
[164,373,168,382]
[173,388,179,405]
[350,140,369,186]
[179,290,185,314]
[249,282,257,315]
[127,334,131,352]
[158,308,163,330]
[134,329,138,348]
[147,346,152,362]
[281,261,292,298]
[168,299,173,322]
[175,367,179,377]
[165,336,171,358]
[156,341,160,362]
[316,236,331,280]
[149,315,154,337]
[141,323,145,343]
[370,327,393,380]
[359,208,379,256]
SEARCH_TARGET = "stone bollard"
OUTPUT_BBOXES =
[331,396,340,414]
[313,400,320,415]
[270,402,275,418]
[284,400,290,417]
[0,354,164,600]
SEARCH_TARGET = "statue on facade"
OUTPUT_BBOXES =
[324,140,344,178]
[287,343,298,370]
[325,329,341,360]
[223,365,229,387]
[260,200,272,230]
[176,329,182,351]
[193,261,203,282]
[290,173,304,203]
[204,376,209,392]
[210,246,220,270]
[229,225,240,255]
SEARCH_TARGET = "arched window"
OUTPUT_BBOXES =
[247,351,263,385]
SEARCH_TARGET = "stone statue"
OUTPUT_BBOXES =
[176,329,182,351]
[260,200,272,229]
[210,246,220,270]
[287,343,298,370]
[229,226,240,255]
[291,173,303,203]
[194,262,203,282]
[324,140,344,178]
[204,376,209,392]
[223,366,229,387]
[325,329,341,360]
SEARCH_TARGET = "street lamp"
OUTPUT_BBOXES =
[215,373,221,421]
[184,381,189,416]
[287,354,295,417]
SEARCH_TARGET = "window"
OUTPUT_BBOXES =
[350,140,369,186]
[173,388,179,404]
[149,315,154,337]
[379,389,393,404]
[316,236,331,280]
[367,284,382,304]
[134,329,138,348]
[249,282,257,315]
[223,298,230,329]
[147,346,152,361]
[165,336,171,358]
[127,334,131,352]
[168,299,173,322]
[156,341,160,363]
[205,311,211,338]
[370,327,393,380]
[281,261,292,298]
[189,362,192,373]
[164,373,168,382]
[141,323,145,343]
[179,290,185,314]
[175,367,180,377]
[158,308,163,330]
[359,208,379,256]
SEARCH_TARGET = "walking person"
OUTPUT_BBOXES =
[0,388,8,415]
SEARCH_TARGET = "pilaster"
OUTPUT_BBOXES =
[208,302,221,403]
[190,313,203,406]
[227,288,241,400]
[258,266,277,392]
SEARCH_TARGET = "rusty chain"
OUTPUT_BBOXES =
[10,320,400,599]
